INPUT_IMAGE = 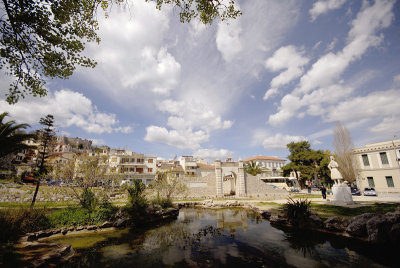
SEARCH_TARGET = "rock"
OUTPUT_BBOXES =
[269,214,287,225]
[203,199,213,205]
[113,218,127,228]
[52,229,61,235]
[389,223,400,246]
[27,233,37,241]
[68,227,75,232]
[346,213,376,237]
[62,229,68,235]
[86,225,97,231]
[100,221,113,229]
[324,216,347,232]
[76,226,84,231]
[309,214,323,228]
[260,210,271,220]
[366,214,393,244]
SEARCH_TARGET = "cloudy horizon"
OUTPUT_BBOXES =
[1,0,399,162]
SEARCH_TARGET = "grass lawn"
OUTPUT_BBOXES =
[310,202,399,220]
[290,194,322,199]
[0,201,78,209]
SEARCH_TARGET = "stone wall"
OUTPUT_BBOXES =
[246,175,289,199]
[177,174,217,198]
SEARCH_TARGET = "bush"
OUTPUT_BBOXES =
[283,198,311,222]
[150,196,173,209]
[126,180,148,220]
[80,188,98,213]
[0,208,52,243]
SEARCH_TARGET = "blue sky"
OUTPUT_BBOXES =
[1,0,400,161]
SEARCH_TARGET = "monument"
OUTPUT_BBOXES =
[328,156,354,204]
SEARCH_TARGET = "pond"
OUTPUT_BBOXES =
[46,208,397,267]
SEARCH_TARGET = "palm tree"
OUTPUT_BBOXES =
[244,161,268,176]
[0,112,35,158]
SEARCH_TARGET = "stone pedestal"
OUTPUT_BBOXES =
[331,184,354,205]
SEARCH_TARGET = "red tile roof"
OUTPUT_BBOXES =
[244,156,286,162]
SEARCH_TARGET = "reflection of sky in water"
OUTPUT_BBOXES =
[57,208,394,267]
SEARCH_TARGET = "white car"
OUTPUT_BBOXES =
[363,187,377,196]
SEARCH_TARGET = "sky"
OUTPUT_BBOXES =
[1,0,400,162]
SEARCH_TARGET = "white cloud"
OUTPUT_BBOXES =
[393,74,400,86]
[325,89,400,123]
[265,45,309,89]
[310,0,347,21]
[312,140,323,145]
[369,116,400,135]
[144,99,233,150]
[158,99,233,132]
[216,3,243,62]
[269,0,395,125]
[144,126,209,150]
[263,88,279,101]
[0,90,131,134]
[194,148,234,161]
[262,133,308,150]
[268,94,302,126]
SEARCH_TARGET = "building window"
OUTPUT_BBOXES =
[148,168,153,173]
[362,154,370,166]
[148,159,153,163]
[367,177,375,187]
[380,152,389,165]
[386,176,394,188]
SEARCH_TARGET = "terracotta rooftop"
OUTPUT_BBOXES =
[244,156,286,162]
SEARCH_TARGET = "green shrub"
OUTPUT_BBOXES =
[80,188,98,213]
[126,180,148,220]
[0,208,52,243]
[283,198,311,222]
[150,196,173,209]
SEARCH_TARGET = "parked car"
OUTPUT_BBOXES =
[363,187,377,196]
[351,188,361,196]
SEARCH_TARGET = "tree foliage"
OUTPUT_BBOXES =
[244,160,268,176]
[1,0,240,104]
[333,122,358,183]
[282,141,328,188]
[0,112,35,158]
[31,114,56,208]
[150,170,187,200]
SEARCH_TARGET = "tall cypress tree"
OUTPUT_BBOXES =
[31,114,55,209]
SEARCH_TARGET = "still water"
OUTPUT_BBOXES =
[49,208,397,267]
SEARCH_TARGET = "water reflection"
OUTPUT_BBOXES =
[51,208,397,267]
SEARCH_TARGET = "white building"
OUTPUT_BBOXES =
[354,139,400,193]
[243,156,286,177]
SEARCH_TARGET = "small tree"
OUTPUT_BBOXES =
[244,161,268,176]
[151,170,187,201]
[31,114,55,209]
[333,122,358,183]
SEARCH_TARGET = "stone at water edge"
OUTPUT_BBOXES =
[346,213,376,237]
[324,216,349,232]
[100,221,113,229]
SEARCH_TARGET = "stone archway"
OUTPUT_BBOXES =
[215,160,246,197]
[223,171,237,196]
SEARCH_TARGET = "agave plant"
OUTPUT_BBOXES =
[283,197,311,222]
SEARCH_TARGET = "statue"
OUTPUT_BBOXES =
[328,156,354,205]
[328,156,343,185]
